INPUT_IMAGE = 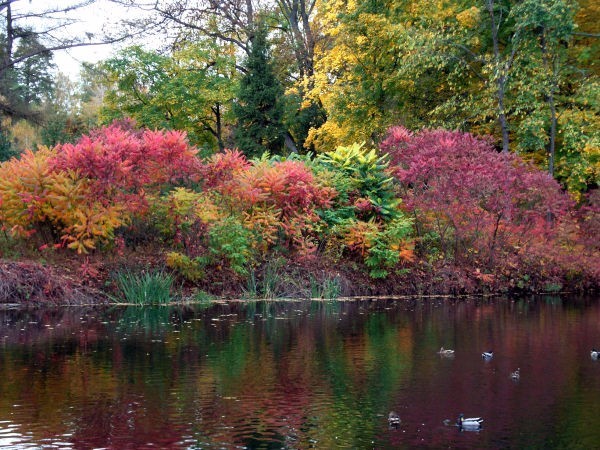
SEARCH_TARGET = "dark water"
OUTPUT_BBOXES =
[1,296,600,449]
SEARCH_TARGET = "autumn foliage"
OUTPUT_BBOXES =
[381,126,597,288]
[50,123,202,211]
[0,123,201,252]
[0,122,597,293]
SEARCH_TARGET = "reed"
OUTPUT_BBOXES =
[114,269,174,305]
[243,259,284,299]
[310,274,341,300]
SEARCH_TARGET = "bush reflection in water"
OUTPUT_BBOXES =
[1,296,600,449]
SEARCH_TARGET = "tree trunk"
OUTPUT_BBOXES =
[497,77,510,154]
[547,90,557,176]
[215,102,224,152]
[277,0,316,78]
[539,31,557,176]
[4,2,13,67]
[487,0,511,153]
[284,132,298,153]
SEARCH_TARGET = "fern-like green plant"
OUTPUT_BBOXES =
[316,143,402,222]
[208,217,253,275]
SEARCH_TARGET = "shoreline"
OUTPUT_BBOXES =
[1,256,597,307]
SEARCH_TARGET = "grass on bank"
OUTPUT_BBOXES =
[310,274,342,300]
[113,269,175,305]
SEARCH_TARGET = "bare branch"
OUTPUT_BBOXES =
[572,32,600,39]
[1,36,131,72]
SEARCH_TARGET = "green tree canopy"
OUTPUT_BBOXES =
[101,41,237,151]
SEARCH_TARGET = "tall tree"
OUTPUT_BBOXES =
[114,0,323,151]
[40,73,93,147]
[307,0,425,150]
[308,0,597,197]
[511,0,576,175]
[116,0,318,74]
[274,0,318,79]
[101,42,237,150]
[233,25,286,157]
[485,0,517,154]
[0,1,128,123]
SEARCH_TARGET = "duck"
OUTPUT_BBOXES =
[438,347,455,356]
[388,411,401,427]
[510,368,520,380]
[591,349,599,360]
[481,351,494,359]
[456,414,483,431]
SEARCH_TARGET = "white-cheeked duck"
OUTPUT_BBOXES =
[510,368,520,380]
[457,414,483,431]
[438,347,455,356]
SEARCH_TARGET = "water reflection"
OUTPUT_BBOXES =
[0,296,599,449]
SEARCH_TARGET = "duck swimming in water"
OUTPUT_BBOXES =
[388,411,401,427]
[591,349,599,360]
[511,368,520,380]
[456,414,483,431]
[481,351,494,359]
[438,347,455,356]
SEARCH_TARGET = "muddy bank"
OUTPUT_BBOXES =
[0,260,110,305]
[1,253,597,305]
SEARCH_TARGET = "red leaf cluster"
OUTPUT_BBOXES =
[50,123,202,212]
[201,149,251,190]
[382,127,574,268]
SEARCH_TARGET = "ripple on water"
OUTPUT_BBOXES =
[1,299,600,448]
[0,423,36,449]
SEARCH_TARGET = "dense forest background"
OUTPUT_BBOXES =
[0,0,598,299]
[2,0,597,195]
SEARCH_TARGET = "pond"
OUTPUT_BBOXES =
[1,296,599,449]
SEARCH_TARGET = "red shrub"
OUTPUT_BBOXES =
[201,149,251,190]
[50,123,202,212]
[381,127,573,269]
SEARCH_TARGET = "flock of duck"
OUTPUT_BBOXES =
[386,347,600,432]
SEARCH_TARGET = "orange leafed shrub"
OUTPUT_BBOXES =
[242,205,282,254]
[343,220,378,256]
[0,148,128,252]
[232,160,336,251]
[0,147,56,237]
[199,155,337,254]
[236,160,336,215]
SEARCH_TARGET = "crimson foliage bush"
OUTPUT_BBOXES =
[381,126,574,273]
[50,122,202,213]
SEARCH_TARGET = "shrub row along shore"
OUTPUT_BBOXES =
[0,122,598,305]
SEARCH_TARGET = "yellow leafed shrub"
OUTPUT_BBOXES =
[0,147,129,253]
[0,147,56,237]
[166,251,205,281]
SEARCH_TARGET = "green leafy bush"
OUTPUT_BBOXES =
[316,143,402,222]
[208,217,253,275]
[364,217,414,278]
